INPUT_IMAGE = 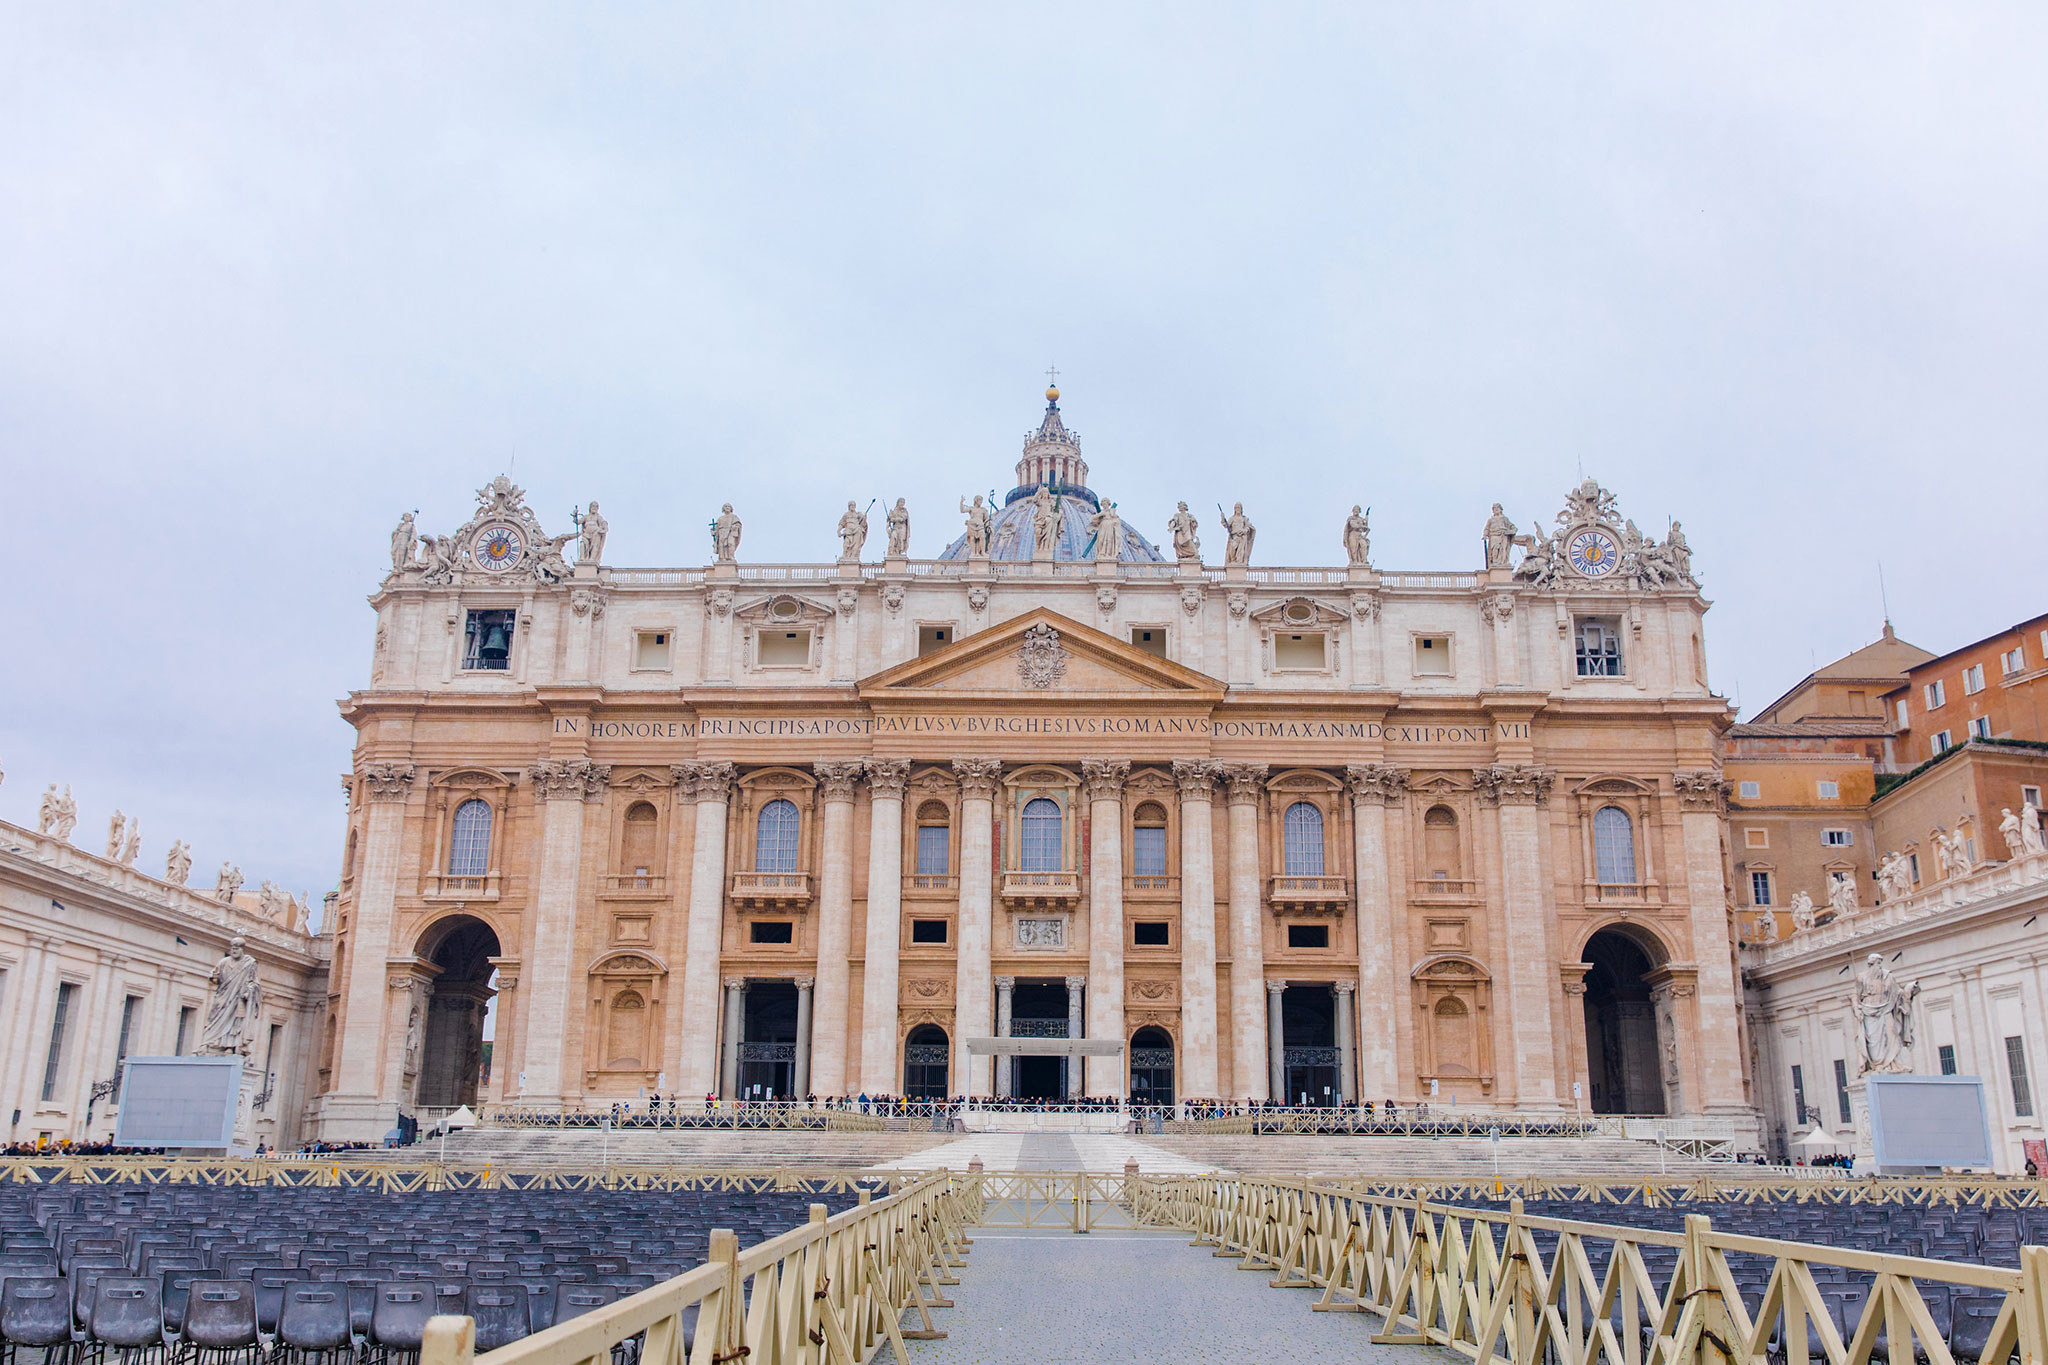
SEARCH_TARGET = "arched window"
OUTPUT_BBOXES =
[1423,806,1460,881]
[1283,801,1325,876]
[606,990,647,1069]
[915,800,950,877]
[448,799,492,876]
[1020,798,1062,872]
[1433,996,1474,1074]
[756,799,800,873]
[1131,802,1168,878]
[1593,806,1636,885]
[620,801,659,876]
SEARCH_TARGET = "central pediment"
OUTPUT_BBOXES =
[858,607,1224,702]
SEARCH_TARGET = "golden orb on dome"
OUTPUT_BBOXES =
[1045,385,1060,402]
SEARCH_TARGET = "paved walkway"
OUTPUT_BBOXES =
[876,1227,1454,1364]
[864,1131,1221,1174]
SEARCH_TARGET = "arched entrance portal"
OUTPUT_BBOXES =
[1129,1027,1174,1107]
[1581,929,1664,1115]
[738,980,798,1099]
[415,916,500,1108]
[904,1025,949,1100]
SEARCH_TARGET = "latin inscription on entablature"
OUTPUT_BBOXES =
[555,712,1530,748]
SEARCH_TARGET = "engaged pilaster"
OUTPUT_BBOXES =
[993,975,1015,1099]
[1064,975,1087,1101]
[719,976,748,1098]
[808,761,864,1096]
[1082,758,1130,1097]
[1475,763,1560,1107]
[1333,981,1357,1105]
[333,764,414,1108]
[1172,760,1221,1100]
[675,762,735,1097]
[793,976,815,1097]
[953,758,1003,1096]
[1344,762,1408,1102]
[1673,770,1745,1113]
[858,758,912,1094]
[1266,979,1288,1103]
[1217,762,1270,1100]
[521,758,610,1106]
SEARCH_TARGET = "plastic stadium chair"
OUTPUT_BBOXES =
[276,1285,353,1365]
[182,1281,259,1365]
[369,1283,434,1359]
[463,1284,530,1352]
[1,1276,76,1365]
[87,1276,164,1361]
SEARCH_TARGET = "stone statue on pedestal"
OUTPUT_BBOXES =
[200,937,263,1056]
[1029,486,1059,560]
[1086,502,1122,563]
[118,820,141,867]
[1827,876,1857,920]
[1851,952,1920,1075]
[1755,909,1780,944]
[215,862,243,903]
[711,504,743,562]
[39,784,77,840]
[1789,890,1816,932]
[1167,502,1201,563]
[390,512,417,572]
[1483,504,1518,570]
[106,811,127,860]
[577,501,607,565]
[1342,506,1371,566]
[2024,802,2048,857]
[1219,503,1255,565]
[885,498,910,557]
[836,501,868,562]
[959,495,992,557]
[1877,851,1913,903]
[166,841,193,885]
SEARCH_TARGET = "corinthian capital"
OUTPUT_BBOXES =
[864,757,912,800]
[1081,758,1130,803]
[814,760,865,803]
[1213,762,1269,807]
[359,763,416,803]
[1171,759,1214,801]
[952,757,1003,802]
[1672,770,1730,813]
[1473,764,1552,807]
[1343,763,1409,806]
[531,758,612,801]
[681,762,737,803]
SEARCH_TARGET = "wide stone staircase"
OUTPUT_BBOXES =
[344,1126,958,1171]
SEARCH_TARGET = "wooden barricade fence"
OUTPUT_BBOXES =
[0,1157,915,1195]
[420,1173,971,1365]
[1126,1173,2048,1365]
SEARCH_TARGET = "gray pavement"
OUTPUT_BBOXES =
[878,1227,1459,1365]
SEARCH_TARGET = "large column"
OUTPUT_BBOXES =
[1218,764,1270,1100]
[1267,981,1288,1103]
[675,763,735,1099]
[858,759,911,1094]
[1344,764,1408,1102]
[0,938,52,1125]
[1478,764,1561,1108]
[1173,761,1221,1101]
[808,762,864,1096]
[953,759,1003,1096]
[521,758,609,1106]
[329,765,415,1131]
[793,976,814,1097]
[994,976,1015,1099]
[1333,982,1356,1104]
[720,978,746,1098]
[1064,976,1086,1101]
[1674,771,1750,1112]
[1082,759,1130,1097]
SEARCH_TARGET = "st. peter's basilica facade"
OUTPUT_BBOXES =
[309,388,1749,1140]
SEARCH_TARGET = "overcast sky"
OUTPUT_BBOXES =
[4,5,2044,908]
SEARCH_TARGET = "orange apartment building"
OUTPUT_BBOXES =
[1885,613,2048,766]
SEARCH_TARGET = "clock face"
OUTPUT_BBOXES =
[1567,527,1620,578]
[471,524,526,573]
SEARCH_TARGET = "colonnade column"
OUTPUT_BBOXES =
[1344,763,1408,1102]
[522,758,609,1106]
[719,978,746,1099]
[793,976,814,1097]
[994,976,1014,1099]
[1333,982,1356,1105]
[1218,764,1270,1100]
[1064,976,1085,1101]
[1674,771,1749,1112]
[953,759,1003,1097]
[858,759,911,1094]
[1480,764,1560,1107]
[1173,761,1220,1101]
[1082,759,1130,1097]
[1267,981,1287,1103]
[808,762,864,1096]
[330,766,414,1123]
[675,763,735,1099]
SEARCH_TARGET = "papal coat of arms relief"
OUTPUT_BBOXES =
[1016,623,1068,689]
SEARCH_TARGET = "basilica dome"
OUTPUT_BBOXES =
[938,390,1168,563]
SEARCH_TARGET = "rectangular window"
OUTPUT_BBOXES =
[2024,786,2043,809]
[1575,618,1624,677]
[915,824,950,877]
[1274,632,1326,669]
[1790,1064,1807,1124]
[1738,781,1761,800]
[1932,731,1952,755]
[261,1025,282,1107]
[1816,780,1839,799]
[1133,921,1171,947]
[1908,853,1920,883]
[633,631,671,670]
[1286,923,1331,949]
[910,919,948,945]
[1413,635,1452,676]
[917,625,952,656]
[1834,1058,1852,1125]
[758,629,811,666]
[2004,648,2026,676]
[748,921,794,945]
[1939,1044,1958,1076]
[1750,870,1773,906]
[1132,826,1167,877]
[41,982,77,1103]
[1130,626,1167,658]
[1896,699,1910,728]
[1821,828,1852,847]
[1745,828,1769,849]
[2008,1036,2034,1117]
[175,1006,194,1056]
[1964,664,1986,695]
[461,609,516,671]
[1925,680,1946,709]
[1970,717,1993,740]
[115,995,141,1066]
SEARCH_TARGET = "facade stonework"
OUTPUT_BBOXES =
[311,392,1751,1139]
